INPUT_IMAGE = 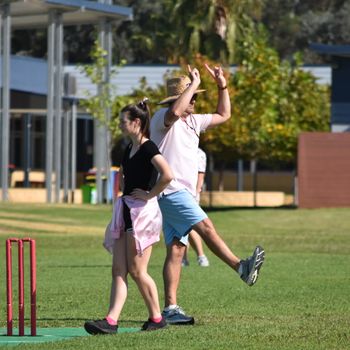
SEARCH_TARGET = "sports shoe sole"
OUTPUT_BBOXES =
[142,324,168,331]
[165,317,195,325]
[84,322,117,335]
[246,245,265,286]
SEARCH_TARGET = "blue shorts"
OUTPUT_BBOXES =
[158,189,207,246]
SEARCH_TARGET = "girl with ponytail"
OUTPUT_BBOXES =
[84,98,173,334]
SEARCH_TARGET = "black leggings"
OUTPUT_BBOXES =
[123,201,132,231]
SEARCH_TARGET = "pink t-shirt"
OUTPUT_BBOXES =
[150,108,212,196]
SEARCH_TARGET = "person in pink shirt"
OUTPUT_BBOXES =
[84,99,173,334]
[150,64,265,325]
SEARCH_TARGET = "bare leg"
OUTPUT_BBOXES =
[193,218,240,270]
[126,234,161,319]
[163,239,186,307]
[188,230,205,257]
[183,245,189,262]
[107,232,128,321]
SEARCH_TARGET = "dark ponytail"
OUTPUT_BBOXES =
[120,98,151,138]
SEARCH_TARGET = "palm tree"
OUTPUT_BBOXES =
[171,0,264,64]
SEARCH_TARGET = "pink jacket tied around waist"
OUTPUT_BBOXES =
[103,196,162,255]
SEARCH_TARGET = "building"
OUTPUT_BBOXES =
[0,0,132,203]
[310,43,350,132]
[297,44,350,208]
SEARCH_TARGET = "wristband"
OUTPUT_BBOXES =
[218,85,227,90]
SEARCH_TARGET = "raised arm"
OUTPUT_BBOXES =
[164,66,201,127]
[205,63,231,128]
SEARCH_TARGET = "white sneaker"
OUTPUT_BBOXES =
[197,255,209,267]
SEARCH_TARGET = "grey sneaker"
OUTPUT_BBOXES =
[197,255,209,267]
[182,258,190,267]
[162,306,194,325]
[239,245,265,286]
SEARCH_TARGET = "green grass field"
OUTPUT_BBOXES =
[0,203,349,349]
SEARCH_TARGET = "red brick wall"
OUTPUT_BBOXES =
[298,132,350,208]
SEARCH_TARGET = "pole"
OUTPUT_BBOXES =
[105,18,112,203]
[62,110,69,202]
[71,100,77,203]
[46,11,56,203]
[54,12,63,203]
[30,240,37,336]
[1,3,10,201]
[6,239,13,336]
[251,159,258,207]
[23,114,32,187]
[95,18,106,204]
[237,159,244,191]
[18,240,25,336]
[28,239,37,336]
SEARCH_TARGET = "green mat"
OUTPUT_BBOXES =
[0,327,140,346]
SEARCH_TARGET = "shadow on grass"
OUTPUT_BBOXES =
[47,265,110,268]
[202,204,297,212]
[38,318,141,325]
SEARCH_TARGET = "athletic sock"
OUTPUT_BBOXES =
[106,316,118,326]
[163,304,177,312]
[150,316,163,323]
[237,260,243,276]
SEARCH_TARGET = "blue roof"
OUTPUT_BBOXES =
[45,0,133,18]
[10,0,133,29]
[310,43,350,57]
[0,56,47,96]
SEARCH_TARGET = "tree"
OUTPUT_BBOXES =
[171,0,263,64]
[261,0,350,63]
[79,41,120,137]
[113,0,177,63]
[11,0,350,65]
[232,25,330,163]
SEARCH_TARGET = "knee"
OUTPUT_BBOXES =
[195,218,216,237]
[167,241,186,262]
[128,266,143,281]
